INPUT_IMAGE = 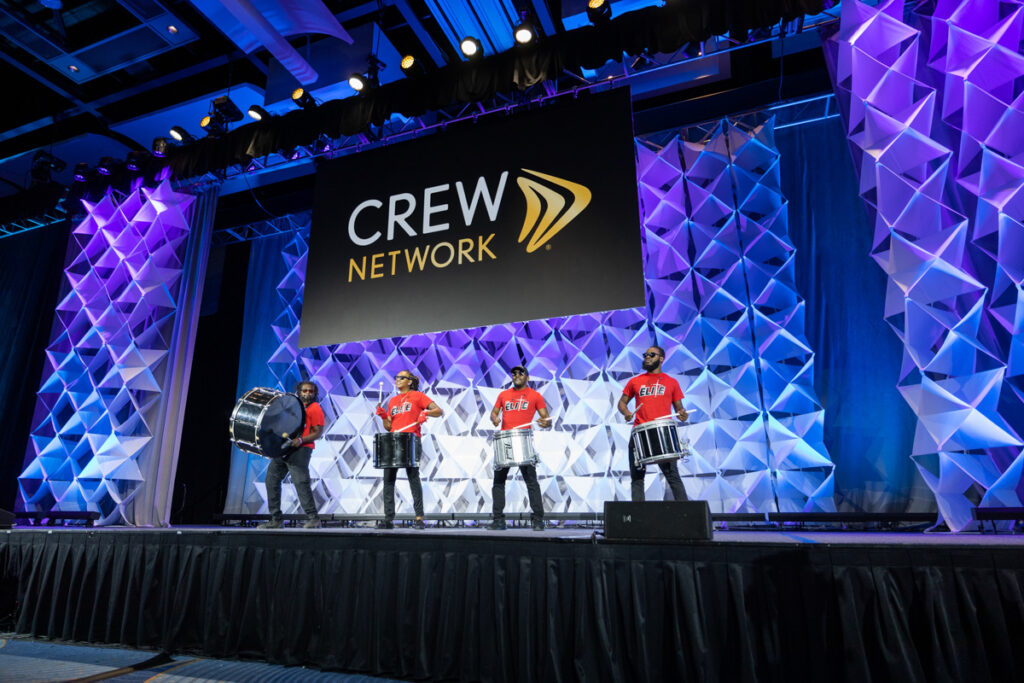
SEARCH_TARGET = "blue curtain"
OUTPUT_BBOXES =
[223,232,296,512]
[776,117,926,512]
[0,222,70,511]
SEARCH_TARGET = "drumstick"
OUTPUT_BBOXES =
[378,381,384,405]
[393,422,419,433]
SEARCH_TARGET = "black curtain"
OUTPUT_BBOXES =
[3,531,1022,682]
[0,221,70,512]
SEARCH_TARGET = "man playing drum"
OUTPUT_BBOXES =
[261,380,324,529]
[487,365,551,531]
[617,346,690,502]
[375,371,442,529]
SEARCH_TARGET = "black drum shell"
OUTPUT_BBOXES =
[373,432,421,468]
[631,420,683,467]
[229,388,304,458]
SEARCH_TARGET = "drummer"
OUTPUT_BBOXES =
[487,365,551,531]
[261,380,324,529]
[618,346,690,502]
[375,371,442,529]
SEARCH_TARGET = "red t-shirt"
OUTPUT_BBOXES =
[387,390,434,436]
[301,401,325,448]
[494,387,546,430]
[622,373,683,425]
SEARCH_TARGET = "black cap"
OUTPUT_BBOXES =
[510,365,527,374]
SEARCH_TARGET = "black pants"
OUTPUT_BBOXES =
[265,448,319,520]
[493,464,544,523]
[382,467,424,520]
[628,438,688,502]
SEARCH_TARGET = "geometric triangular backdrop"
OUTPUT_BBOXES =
[824,0,1024,530]
[18,181,201,526]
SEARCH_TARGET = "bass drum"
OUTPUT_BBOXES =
[230,387,305,458]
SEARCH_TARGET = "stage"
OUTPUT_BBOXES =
[3,525,1023,682]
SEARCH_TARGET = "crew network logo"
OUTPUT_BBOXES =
[516,169,592,253]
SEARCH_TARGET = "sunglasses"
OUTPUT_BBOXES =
[511,369,527,376]
[642,352,662,359]
[396,375,414,381]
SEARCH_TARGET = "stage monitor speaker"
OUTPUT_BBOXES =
[603,501,712,541]
[0,508,12,529]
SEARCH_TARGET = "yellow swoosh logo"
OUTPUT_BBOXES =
[516,169,592,252]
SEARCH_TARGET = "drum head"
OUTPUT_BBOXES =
[258,393,304,458]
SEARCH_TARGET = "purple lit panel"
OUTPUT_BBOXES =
[824,0,1024,530]
[18,182,194,525]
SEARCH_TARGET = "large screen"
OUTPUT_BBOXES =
[300,87,645,347]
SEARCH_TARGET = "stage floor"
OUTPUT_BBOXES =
[7,524,1024,547]
[4,523,1023,681]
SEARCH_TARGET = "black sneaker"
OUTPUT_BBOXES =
[376,520,394,529]
[531,520,545,531]
[485,520,507,531]
[413,518,426,530]
[258,519,283,529]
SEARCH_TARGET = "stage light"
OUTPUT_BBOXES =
[401,54,416,71]
[30,150,65,186]
[125,150,150,172]
[460,36,483,59]
[200,114,225,137]
[169,126,194,143]
[73,163,89,182]
[292,87,316,110]
[96,157,122,176]
[586,0,611,24]
[514,18,536,45]
[247,105,270,121]
[211,95,243,123]
[349,73,367,92]
[152,137,174,157]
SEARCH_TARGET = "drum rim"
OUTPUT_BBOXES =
[493,428,534,441]
[631,418,680,433]
[230,387,299,454]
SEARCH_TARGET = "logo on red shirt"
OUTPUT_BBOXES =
[390,402,413,417]
[638,384,666,398]
[504,398,530,411]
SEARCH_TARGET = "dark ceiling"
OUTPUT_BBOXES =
[0,0,837,211]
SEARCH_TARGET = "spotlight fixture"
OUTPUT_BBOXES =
[125,150,150,172]
[152,137,174,157]
[291,87,316,110]
[96,157,122,176]
[460,36,483,59]
[350,55,385,93]
[212,95,243,123]
[586,0,612,25]
[349,73,368,92]
[247,104,270,121]
[200,114,225,137]
[73,163,89,182]
[513,16,537,45]
[169,126,194,143]
[30,150,65,186]
[401,54,417,71]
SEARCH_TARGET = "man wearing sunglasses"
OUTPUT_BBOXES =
[487,366,551,531]
[618,346,690,502]
[375,371,443,529]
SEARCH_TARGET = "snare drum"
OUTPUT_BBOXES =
[630,419,690,467]
[229,387,304,459]
[492,429,538,470]
[374,432,421,468]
